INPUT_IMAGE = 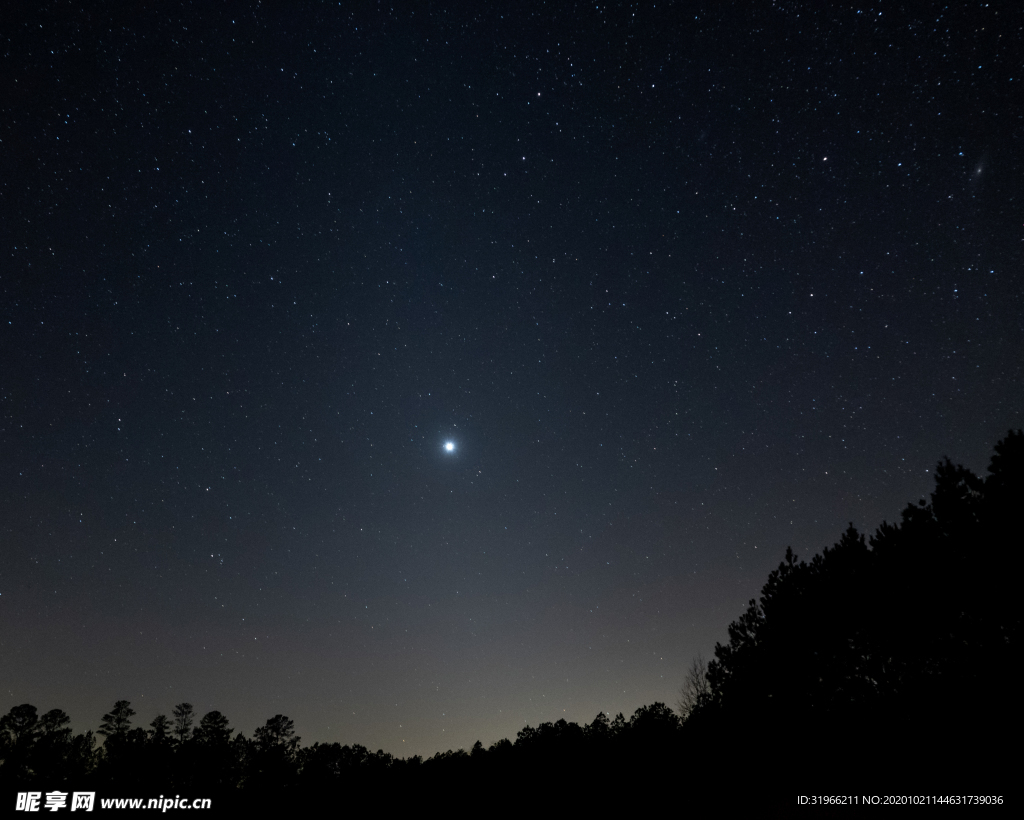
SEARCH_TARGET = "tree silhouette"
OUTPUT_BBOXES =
[148,715,172,745]
[245,715,301,795]
[0,705,39,749]
[187,711,236,792]
[0,705,40,782]
[194,710,232,746]
[96,700,149,787]
[676,655,711,722]
[253,714,299,753]
[97,701,135,741]
[171,702,195,744]
[37,711,94,784]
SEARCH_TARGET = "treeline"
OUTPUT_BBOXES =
[3,432,1019,809]
[0,699,682,808]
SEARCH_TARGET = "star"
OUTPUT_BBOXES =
[444,441,455,453]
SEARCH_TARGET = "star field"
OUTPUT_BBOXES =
[1,2,1021,756]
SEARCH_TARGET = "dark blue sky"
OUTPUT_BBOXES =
[2,1,1020,756]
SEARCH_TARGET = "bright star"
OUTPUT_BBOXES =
[444,441,455,453]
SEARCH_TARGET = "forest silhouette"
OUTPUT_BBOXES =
[3,432,1019,811]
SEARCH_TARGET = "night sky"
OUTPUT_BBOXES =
[2,2,1021,757]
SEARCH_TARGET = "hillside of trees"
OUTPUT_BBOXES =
[3,432,1019,810]
[685,429,1021,797]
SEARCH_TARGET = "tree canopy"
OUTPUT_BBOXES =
[687,430,1022,790]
